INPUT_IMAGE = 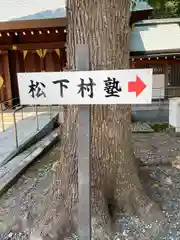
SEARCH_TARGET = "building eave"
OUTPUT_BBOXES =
[130,9,153,25]
[131,49,180,56]
[0,17,67,31]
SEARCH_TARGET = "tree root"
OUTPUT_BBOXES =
[91,188,113,240]
[15,160,166,240]
[128,190,165,222]
[24,186,165,239]
[18,187,165,240]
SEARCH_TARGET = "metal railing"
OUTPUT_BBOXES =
[13,105,41,148]
[0,98,54,148]
[0,97,21,132]
[13,105,27,148]
[150,86,180,101]
[13,105,54,148]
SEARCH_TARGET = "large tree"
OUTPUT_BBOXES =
[28,0,165,239]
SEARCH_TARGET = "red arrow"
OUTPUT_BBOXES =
[128,75,146,97]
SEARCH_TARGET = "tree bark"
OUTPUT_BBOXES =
[29,0,165,239]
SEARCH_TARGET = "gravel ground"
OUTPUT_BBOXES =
[117,132,180,240]
[1,131,180,239]
[0,141,59,237]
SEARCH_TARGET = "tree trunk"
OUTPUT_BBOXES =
[29,0,165,239]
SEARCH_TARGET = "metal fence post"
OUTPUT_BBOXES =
[21,107,24,120]
[158,88,161,108]
[35,105,39,131]
[59,105,61,113]
[49,105,52,120]
[0,103,5,132]
[13,112,18,148]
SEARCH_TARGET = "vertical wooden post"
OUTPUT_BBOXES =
[3,52,12,104]
[75,44,91,240]
[164,63,169,99]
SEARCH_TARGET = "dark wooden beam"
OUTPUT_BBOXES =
[131,51,180,57]
[0,28,66,46]
[0,18,67,31]
[0,41,65,50]
[130,59,180,64]
[0,50,9,55]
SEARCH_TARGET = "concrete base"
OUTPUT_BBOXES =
[12,113,59,158]
[167,126,180,137]
[0,129,59,196]
[0,113,59,167]
[132,101,169,123]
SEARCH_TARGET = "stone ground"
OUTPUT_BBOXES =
[119,132,180,240]
[1,126,180,239]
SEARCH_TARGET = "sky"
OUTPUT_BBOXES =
[0,0,65,21]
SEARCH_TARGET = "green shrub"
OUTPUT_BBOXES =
[150,123,169,132]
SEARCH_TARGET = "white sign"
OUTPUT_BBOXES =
[17,69,153,105]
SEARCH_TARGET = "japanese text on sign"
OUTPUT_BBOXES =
[17,69,153,105]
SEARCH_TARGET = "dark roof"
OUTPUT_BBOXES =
[130,1,153,25]
[131,1,153,12]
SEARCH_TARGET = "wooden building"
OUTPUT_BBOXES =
[0,2,153,106]
[0,17,67,105]
[130,18,180,100]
